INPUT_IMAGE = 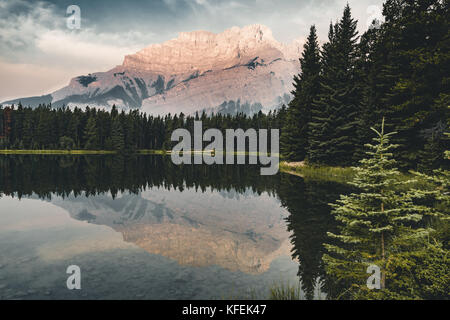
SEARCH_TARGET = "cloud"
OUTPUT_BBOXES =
[0,0,152,65]
[0,0,154,101]
[163,0,178,11]
[35,29,147,69]
[0,0,62,58]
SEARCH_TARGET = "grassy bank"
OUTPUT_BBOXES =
[280,161,433,190]
[269,282,303,300]
[136,149,169,155]
[280,161,356,183]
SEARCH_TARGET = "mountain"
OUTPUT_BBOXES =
[2,25,302,115]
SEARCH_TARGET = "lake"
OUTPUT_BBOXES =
[0,155,350,299]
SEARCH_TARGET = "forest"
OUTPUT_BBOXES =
[280,1,449,171]
[0,104,285,154]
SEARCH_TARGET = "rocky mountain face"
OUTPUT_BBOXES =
[3,25,301,115]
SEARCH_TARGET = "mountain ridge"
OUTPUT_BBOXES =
[2,24,302,115]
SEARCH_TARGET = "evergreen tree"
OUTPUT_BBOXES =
[323,118,444,299]
[383,120,449,299]
[67,114,80,148]
[308,23,337,165]
[308,5,361,166]
[59,136,75,150]
[281,25,321,161]
[83,115,99,150]
[21,108,34,148]
[36,106,52,148]
[111,116,125,151]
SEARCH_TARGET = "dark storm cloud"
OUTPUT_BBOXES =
[35,0,385,42]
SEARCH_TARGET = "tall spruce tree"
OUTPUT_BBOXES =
[281,25,321,161]
[111,116,125,151]
[36,106,52,148]
[83,115,99,150]
[308,5,361,166]
[308,23,337,165]
[323,119,445,299]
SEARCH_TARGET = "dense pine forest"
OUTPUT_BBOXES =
[0,104,285,153]
[281,1,449,171]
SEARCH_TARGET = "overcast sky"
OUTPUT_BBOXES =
[0,0,385,102]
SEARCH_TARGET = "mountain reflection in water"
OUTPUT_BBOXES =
[0,155,351,299]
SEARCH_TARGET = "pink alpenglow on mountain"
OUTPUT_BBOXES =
[3,25,303,116]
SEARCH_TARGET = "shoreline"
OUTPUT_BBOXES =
[0,150,354,182]
[0,149,279,156]
[279,161,355,183]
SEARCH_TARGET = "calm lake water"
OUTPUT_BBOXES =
[0,155,350,300]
